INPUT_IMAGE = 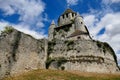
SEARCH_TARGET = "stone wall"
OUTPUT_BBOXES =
[47,39,119,73]
[68,34,91,40]
[54,24,75,40]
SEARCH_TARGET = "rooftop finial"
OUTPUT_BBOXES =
[51,20,55,25]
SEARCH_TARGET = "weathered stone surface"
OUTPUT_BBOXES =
[0,29,47,79]
[0,28,119,79]
[48,40,119,73]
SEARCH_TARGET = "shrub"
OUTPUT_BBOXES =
[67,40,74,46]
[48,41,56,55]
[65,40,74,46]
[1,26,14,34]
[59,30,62,33]
[65,40,74,51]
[64,27,69,32]
[46,57,55,69]
[96,41,102,48]
[103,42,117,64]
[53,31,56,36]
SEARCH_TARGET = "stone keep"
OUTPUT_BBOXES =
[47,8,119,73]
[48,8,91,41]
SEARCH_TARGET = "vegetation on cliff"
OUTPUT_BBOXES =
[1,26,14,34]
[96,40,118,65]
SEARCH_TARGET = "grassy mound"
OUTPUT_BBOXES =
[3,69,120,80]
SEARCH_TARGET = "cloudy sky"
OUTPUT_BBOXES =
[0,0,120,65]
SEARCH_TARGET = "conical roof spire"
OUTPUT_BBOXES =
[49,20,56,28]
[51,20,55,25]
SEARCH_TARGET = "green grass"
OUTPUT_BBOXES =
[3,69,120,80]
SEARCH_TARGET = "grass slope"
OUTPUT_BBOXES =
[3,69,120,80]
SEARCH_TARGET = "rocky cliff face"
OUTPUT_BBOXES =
[0,28,119,79]
[47,40,119,73]
[0,29,47,79]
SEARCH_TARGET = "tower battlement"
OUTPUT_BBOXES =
[58,8,77,26]
[48,8,91,41]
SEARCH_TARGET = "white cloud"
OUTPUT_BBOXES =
[0,21,46,39]
[66,0,79,7]
[0,0,48,29]
[84,15,99,36]
[102,0,120,5]
[0,0,47,39]
[116,54,120,65]
[84,15,96,27]
[14,24,47,39]
[111,0,120,3]
[0,0,45,24]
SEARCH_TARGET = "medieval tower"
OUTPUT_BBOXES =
[0,8,119,79]
[48,8,91,41]
[47,8,119,72]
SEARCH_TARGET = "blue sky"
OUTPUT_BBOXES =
[0,0,120,65]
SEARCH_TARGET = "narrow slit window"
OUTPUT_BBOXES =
[63,15,64,19]
[66,13,68,18]
[72,13,74,17]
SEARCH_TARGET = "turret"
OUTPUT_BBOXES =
[58,9,77,26]
[48,20,56,41]
[74,13,88,33]
[67,12,92,40]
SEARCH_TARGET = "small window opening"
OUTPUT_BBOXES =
[63,15,65,19]
[66,13,68,18]
[72,13,74,17]
[77,36,81,39]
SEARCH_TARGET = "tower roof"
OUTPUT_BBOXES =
[51,20,55,25]
[62,8,76,15]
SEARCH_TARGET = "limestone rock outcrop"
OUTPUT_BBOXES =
[0,29,47,79]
